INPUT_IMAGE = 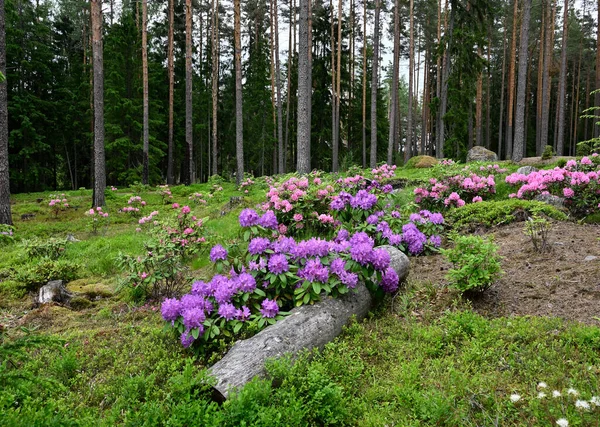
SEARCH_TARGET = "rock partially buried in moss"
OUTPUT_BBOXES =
[466,146,498,163]
[407,155,438,169]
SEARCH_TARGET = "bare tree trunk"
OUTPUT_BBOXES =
[569,52,580,155]
[555,0,569,155]
[142,0,149,184]
[330,0,336,171]
[405,0,414,163]
[361,0,367,167]
[536,6,544,155]
[388,0,399,165]
[421,44,429,155]
[369,0,381,168]
[284,0,295,174]
[0,0,12,225]
[167,0,175,184]
[349,0,354,153]
[485,32,491,149]
[270,0,277,173]
[211,0,219,176]
[540,0,554,151]
[595,0,600,137]
[498,17,507,158]
[584,70,590,141]
[185,0,193,184]
[436,0,452,159]
[91,0,105,207]
[297,0,311,173]
[506,0,519,160]
[513,0,531,162]
[333,0,342,172]
[234,0,244,185]
[475,47,483,147]
[273,0,283,174]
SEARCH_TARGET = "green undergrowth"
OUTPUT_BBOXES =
[447,199,568,230]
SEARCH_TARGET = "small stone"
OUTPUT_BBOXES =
[584,255,598,262]
[466,146,498,163]
[37,280,72,305]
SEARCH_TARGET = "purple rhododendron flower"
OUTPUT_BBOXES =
[237,272,257,292]
[212,275,236,303]
[272,237,296,253]
[381,267,399,293]
[239,208,260,227]
[298,258,329,283]
[218,303,238,321]
[180,330,197,348]
[180,294,206,310]
[191,280,211,297]
[350,231,374,247]
[428,212,444,225]
[260,299,279,318]
[335,229,350,242]
[330,257,347,275]
[429,235,442,248]
[182,307,206,329]
[367,214,380,225]
[371,248,391,271]
[236,306,251,321]
[382,184,393,193]
[248,237,271,255]
[350,243,374,265]
[259,210,279,229]
[388,233,403,246]
[402,223,428,255]
[161,298,181,321]
[330,197,347,210]
[268,253,289,274]
[209,244,228,262]
[340,271,359,288]
[350,190,378,210]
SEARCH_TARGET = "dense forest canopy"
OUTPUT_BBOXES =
[1,0,599,197]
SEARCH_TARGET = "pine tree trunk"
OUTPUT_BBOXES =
[333,0,342,172]
[142,0,149,184]
[211,0,219,176]
[485,32,491,149]
[512,0,531,162]
[436,0,452,159]
[361,0,367,167]
[498,17,507,158]
[273,0,284,175]
[571,47,582,155]
[536,6,544,156]
[330,0,336,172]
[284,0,295,173]
[595,0,600,137]
[387,0,399,165]
[167,0,175,184]
[506,0,519,160]
[91,0,105,207]
[475,47,483,147]
[555,0,569,155]
[584,71,590,142]
[540,0,554,151]
[369,0,380,168]
[349,0,354,153]
[405,0,414,163]
[297,0,311,174]
[185,0,193,184]
[234,0,244,185]
[270,0,277,174]
[0,0,12,225]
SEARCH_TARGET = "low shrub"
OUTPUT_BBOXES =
[440,234,503,294]
[0,225,14,246]
[22,237,70,260]
[446,199,567,230]
[13,259,81,291]
[524,215,551,253]
[541,145,555,160]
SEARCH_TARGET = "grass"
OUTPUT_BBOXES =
[1,164,597,426]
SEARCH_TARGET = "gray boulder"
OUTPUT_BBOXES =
[37,280,72,305]
[516,166,538,176]
[534,194,565,208]
[466,146,498,163]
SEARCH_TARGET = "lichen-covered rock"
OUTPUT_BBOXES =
[516,166,538,176]
[37,280,72,305]
[407,155,438,169]
[534,194,565,209]
[466,146,498,163]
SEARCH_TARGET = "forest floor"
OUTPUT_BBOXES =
[411,220,600,325]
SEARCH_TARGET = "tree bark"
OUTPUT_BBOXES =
[421,46,429,155]
[498,17,507,159]
[405,0,414,163]
[211,0,219,176]
[512,0,531,162]
[369,0,381,168]
[333,0,342,172]
[273,0,284,175]
[555,0,569,155]
[296,0,311,174]
[536,6,544,155]
[0,0,12,225]
[284,0,296,174]
[361,0,367,167]
[91,0,105,208]
[540,0,554,151]
[167,0,175,184]
[485,32,491,149]
[234,0,244,185]
[330,0,336,171]
[475,47,483,147]
[506,0,519,160]
[185,0,193,184]
[142,0,149,185]
[595,0,600,138]
[436,0,452,159]
[388,0,399,165]
[208,245,410,400]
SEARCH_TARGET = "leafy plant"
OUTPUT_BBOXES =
[22,237,70,260]
[541,145,555,160]
[13,259,81,290]
[0,225,14,246]
[441,234,503,294]
[524,215,551,253]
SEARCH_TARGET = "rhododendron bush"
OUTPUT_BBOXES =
[505,156,600,216]
[414,173,498,211]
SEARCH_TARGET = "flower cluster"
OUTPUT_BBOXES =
[239,178,255,194]
[439,159,455,166]
[505,158,600,215]
[157,185,173,204]
[110,186,118,191]
[371,164,397,182]
[414,173,496,210]
[85,207,109,233]
[121,196,146,216]
[138,210,159,225]
[188,192,207,205]
[48,194,69,217]
[478,164,507,174]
